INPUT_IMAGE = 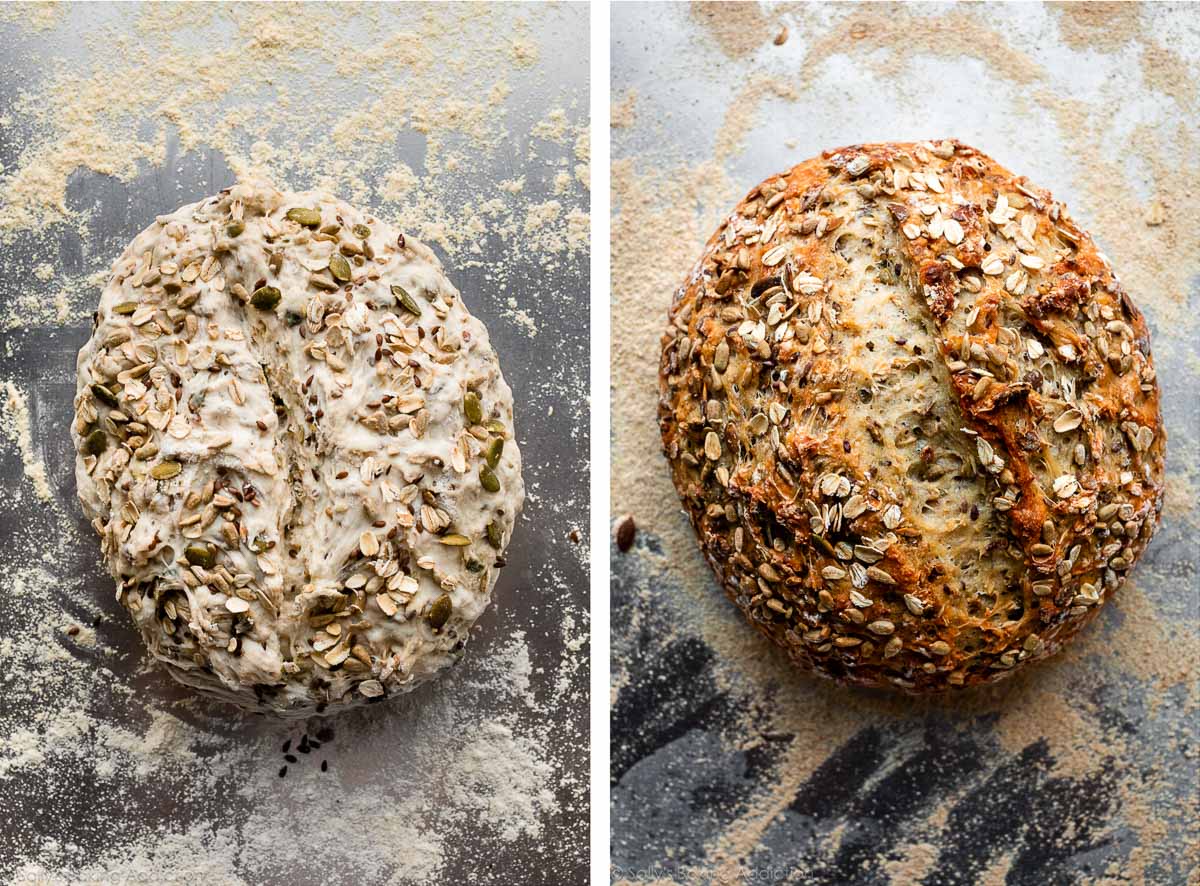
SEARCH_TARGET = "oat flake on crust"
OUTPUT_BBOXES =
[659,140,1165,693]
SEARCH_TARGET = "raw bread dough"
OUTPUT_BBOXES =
[73,180,524,717]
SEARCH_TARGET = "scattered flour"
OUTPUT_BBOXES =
[1,381,52,502]
[0,3,590,883]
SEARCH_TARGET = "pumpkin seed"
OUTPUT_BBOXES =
[328,253,352,282]
[113,301,138,315]
[1053,409,1083,433]
[83,429,107,455]
[226,221,245,237]
[90,383,120,408]
[185,544,215,568]
[463,391,483,425]
[151,461,182,480]
[485,436,504,468]
[439,533,471,546]
[358,679,384,697]
[486,521,503,549]
[428,594,452,630]
[352,224,371,239]
[251,285,281,310]
[392,284,422,316]
[485,419,507,435]
[479,465,500,492]
[286,207,322,227]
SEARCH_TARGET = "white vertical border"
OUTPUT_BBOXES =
[589,0,611,882]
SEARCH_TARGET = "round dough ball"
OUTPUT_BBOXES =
[659,140,1164,693]
[74,179,524,717]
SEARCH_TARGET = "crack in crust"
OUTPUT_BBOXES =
[658,140,1165,693]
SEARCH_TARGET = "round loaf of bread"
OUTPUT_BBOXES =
[659,140,1164,693]
[74,179,523,717]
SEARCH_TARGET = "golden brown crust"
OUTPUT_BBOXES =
[658,140,1165,693]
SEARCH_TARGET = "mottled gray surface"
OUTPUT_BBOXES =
[0,5,589,884]
[611,3,1199,884]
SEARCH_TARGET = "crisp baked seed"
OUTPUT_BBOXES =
[848,561,868,589]
[1030,543,1055,558]
[1054,409,1083,433]
[882,504,902,529]
[903,594,925,616]
[849,589,873,608]
[761,244,788,267]
[868,620,896,636]
[866,566,895,585]
[358,680,384,698]
[843,495,868,519]
[821,565,847,581]
[1053,474,1080,498]
[929,641,952,656]
[846,156,871,178]
[704,431,722,460]
[713,340,730,372]
[853,544,883,564]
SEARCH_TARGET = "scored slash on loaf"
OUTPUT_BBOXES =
[658,140,1164,693]
[73,179,524,717]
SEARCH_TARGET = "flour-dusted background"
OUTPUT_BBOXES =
[0,4,588,883]
[611,3,1198,883]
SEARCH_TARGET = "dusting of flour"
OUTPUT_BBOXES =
[0,3,589,883]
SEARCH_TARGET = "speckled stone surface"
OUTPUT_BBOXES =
[0,5,589,884]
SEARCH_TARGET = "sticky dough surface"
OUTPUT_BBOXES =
[74,180,524,717]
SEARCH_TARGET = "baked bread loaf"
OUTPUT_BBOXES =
[658,140,1164,693]
[74,179,523,717]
